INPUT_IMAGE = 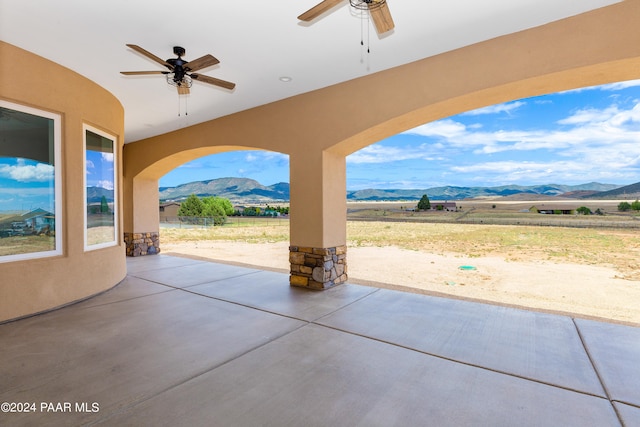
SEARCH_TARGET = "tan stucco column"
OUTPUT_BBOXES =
[289,149,348,289]
[122,174,160,256]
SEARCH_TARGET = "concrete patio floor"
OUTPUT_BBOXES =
[1,254,639,426]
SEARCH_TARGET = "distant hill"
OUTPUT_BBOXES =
[159,177,289,203]
[346,182,619,201]
[583,181,640,199]
[86,186,114,203]
[158,178,622,203]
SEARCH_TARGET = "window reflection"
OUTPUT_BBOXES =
[0,102,61,262]
[85,126,117,249]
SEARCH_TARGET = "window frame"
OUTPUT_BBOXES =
[0,100,63,263]
[83,124,118,251]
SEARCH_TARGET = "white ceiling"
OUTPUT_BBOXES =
[0,0,620,143]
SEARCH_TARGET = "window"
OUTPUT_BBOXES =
[0,100,62,262]
[84,125,118,250]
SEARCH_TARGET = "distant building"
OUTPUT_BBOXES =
[432,202,458,212]
[0,208,55,236]
[529,205,575,215]
[159,202,181,222]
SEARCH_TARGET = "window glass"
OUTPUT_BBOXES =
[0,101,62,262]
[84,126,117,249]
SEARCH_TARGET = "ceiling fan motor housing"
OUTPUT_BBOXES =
[173,46,186,57]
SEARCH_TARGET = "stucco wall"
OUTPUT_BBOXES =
[0,42,126,322]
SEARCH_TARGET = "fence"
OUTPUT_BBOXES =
[160,216,289,229]
[348,215,640,229]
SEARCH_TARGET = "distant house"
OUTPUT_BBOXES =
[432,202,458,212]
[159,202,181,222]
[530,205,575,215]
[20,208,55,235]
[263,208,280,217]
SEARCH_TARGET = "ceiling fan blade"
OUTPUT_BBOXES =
[368,1,394,34]
[184,54,220,72]
[177,85,190,95]
[191,73,236,90]
[126,44,172,68]
[298,0,344,21]
[120,71,168,75]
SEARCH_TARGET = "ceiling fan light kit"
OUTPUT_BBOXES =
[349,0,385,11]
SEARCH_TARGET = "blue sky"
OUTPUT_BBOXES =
[86,150,115,191]
[160,79,640,191]
[0,158,55,213]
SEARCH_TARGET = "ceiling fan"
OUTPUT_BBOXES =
[120,44,236,95]
[298,0,394,35]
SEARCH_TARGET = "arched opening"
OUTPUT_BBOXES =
[344,79,640,324]
[144,149,291,270]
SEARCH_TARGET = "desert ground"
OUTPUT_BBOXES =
[161,206,640,325]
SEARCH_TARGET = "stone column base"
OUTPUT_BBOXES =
[289,245,347,290]
[124,232,160,257]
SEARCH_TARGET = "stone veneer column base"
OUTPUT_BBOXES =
[289,245,347,290]
[124,232,160,257]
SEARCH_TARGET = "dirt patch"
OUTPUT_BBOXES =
[163,240,640,325]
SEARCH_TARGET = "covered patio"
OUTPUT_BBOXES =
[1,255,638,426]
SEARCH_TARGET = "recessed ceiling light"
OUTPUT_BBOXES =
[279,76,292,82]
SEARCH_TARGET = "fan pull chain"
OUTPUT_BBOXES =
[177,94,189,117]
[359,8,371,67]
[367,8,370,54]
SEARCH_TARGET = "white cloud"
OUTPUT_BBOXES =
[598,79,640,91]
[0,160,54,182]
[451,159,639,185]
[407,101,640,156]
[461,101,526,116]
[347,144,439,164]
[86,160,95,169]
[349,99,640,186]
[404,119,467,138]
[559,79,640,95]
[96,180,114,191]
[101,152,114,162]
[557,106,621,125]
[350,101,640,173]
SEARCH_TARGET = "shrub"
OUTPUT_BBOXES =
[576,206,592,215]
[618,201,631,212]
[417,194,431,211]
[178,194,204,217]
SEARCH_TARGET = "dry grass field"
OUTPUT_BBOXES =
[160,200,640,324]
[0,235,55,256]
[160,220,640,280]
[86,226,116,246]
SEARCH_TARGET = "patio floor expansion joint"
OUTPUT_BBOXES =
[312,320,612,401]
[572,318,626,425]
[83,321,309,426]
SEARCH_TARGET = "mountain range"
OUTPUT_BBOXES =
[159,178,289,203]
[86,186,114,203]
[158,177,638,203]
